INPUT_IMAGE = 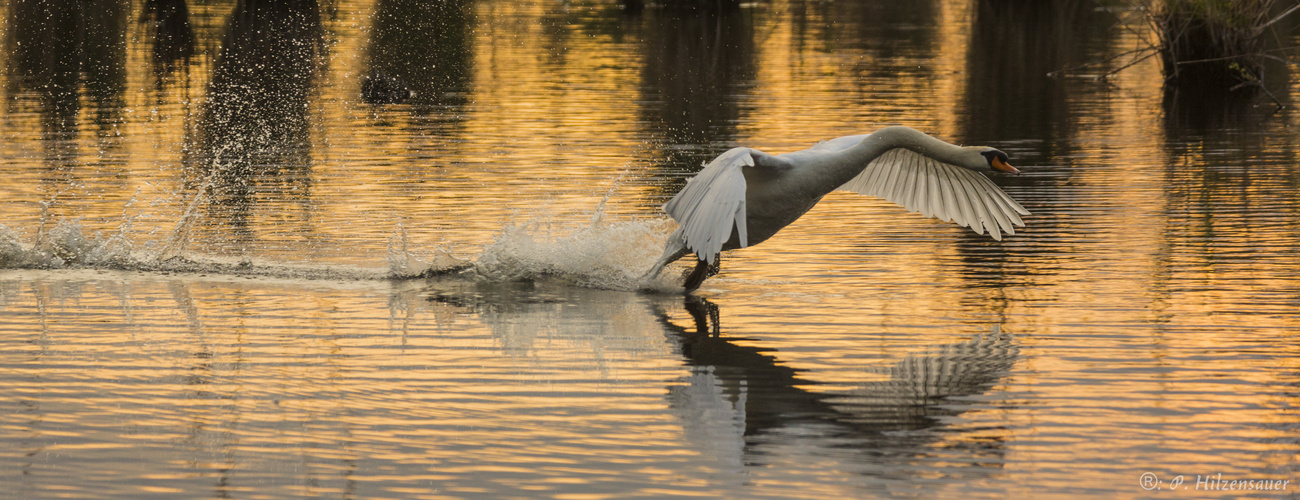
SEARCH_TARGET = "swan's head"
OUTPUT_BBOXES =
[974,148,1019,175]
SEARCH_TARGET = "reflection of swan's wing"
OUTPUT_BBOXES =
[662,148,752,264]
[837,148,1030,240]
[842,326,1018,414]
[878,326,1018,401]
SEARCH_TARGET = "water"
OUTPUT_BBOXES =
[2,0,1300,498]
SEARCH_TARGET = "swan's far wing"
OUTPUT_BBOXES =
[837,148,1030,240]
[663,147,755,264]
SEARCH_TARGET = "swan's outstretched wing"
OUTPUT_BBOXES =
[838,148,1030,240]
[663,147,786,264]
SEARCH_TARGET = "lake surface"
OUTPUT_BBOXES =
[3,0,1300,498]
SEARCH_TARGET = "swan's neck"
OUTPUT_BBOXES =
[854,126,968,166]
[767,126,970,202]
[793,126,966,194]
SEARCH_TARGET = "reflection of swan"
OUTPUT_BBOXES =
[826,325,1019,430]
[643,126,1029,291]
[422,276,659,359]
[652,296,1017,448]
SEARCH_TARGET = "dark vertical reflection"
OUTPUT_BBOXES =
[796,0,940,95]
[1157,130,1300,299]
[633,6,755,190]
[833,0,938,58]
[963,0,1108,144]
[630,0,741,10]
[188,0,324,236]
[1154,10,1300,312]
[1160,53,1291,131]
[1151,10,1300,315]
[1162,85,1266,131]
[363,0,474,109]
[654,297,1018,476]
[5,0,128,156]
[6,0,82,140]
[955,0,1112,287]
[139,0,197,84]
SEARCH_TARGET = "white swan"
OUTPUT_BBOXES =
[642,126,1029,291]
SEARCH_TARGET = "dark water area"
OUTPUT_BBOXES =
[2,0,1300,498]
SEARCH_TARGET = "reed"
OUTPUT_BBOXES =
[1150,0,1295,86]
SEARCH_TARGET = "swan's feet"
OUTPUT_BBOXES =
[682,257,720,293]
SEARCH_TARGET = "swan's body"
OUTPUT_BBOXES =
[642,126,1029,291]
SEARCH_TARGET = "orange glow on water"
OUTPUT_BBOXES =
[2,0,1300,497]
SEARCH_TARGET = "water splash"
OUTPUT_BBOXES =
[155,178,210,262]
[474,214,670,291]
[588,165,630,228]
[469,165,678,290]
[1,203,681,291]
[0,219,386,281]
[387,218,470,279]
[0,218,133,269]
[0,157,679,289]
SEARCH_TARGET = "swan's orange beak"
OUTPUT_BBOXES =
[992,156,1020,175]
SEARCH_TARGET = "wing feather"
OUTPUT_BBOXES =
[885,153,905,207]
[871,149,903,195]
[838,148,1028,240]
[927,160,950,223]
[986,183,1026,227]
[940,161,980,233]
[897,153,919,213]
[969,172,1017,237]
[988,178,1031,219]
[967,166,1005,238]
[907,155,927,214]
[952,168,992,237]
[914,158,933,218]
[878,151,903,202]
[866,150,896,194]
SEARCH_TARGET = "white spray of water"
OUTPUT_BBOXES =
[1,170,684,291]
[471,169,680,291]
[155,178,210,262]
[0,190,138,269]
[386,217,470,279]
[474,215,669,291]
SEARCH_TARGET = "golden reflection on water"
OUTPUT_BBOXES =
[2,0,1300,498]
